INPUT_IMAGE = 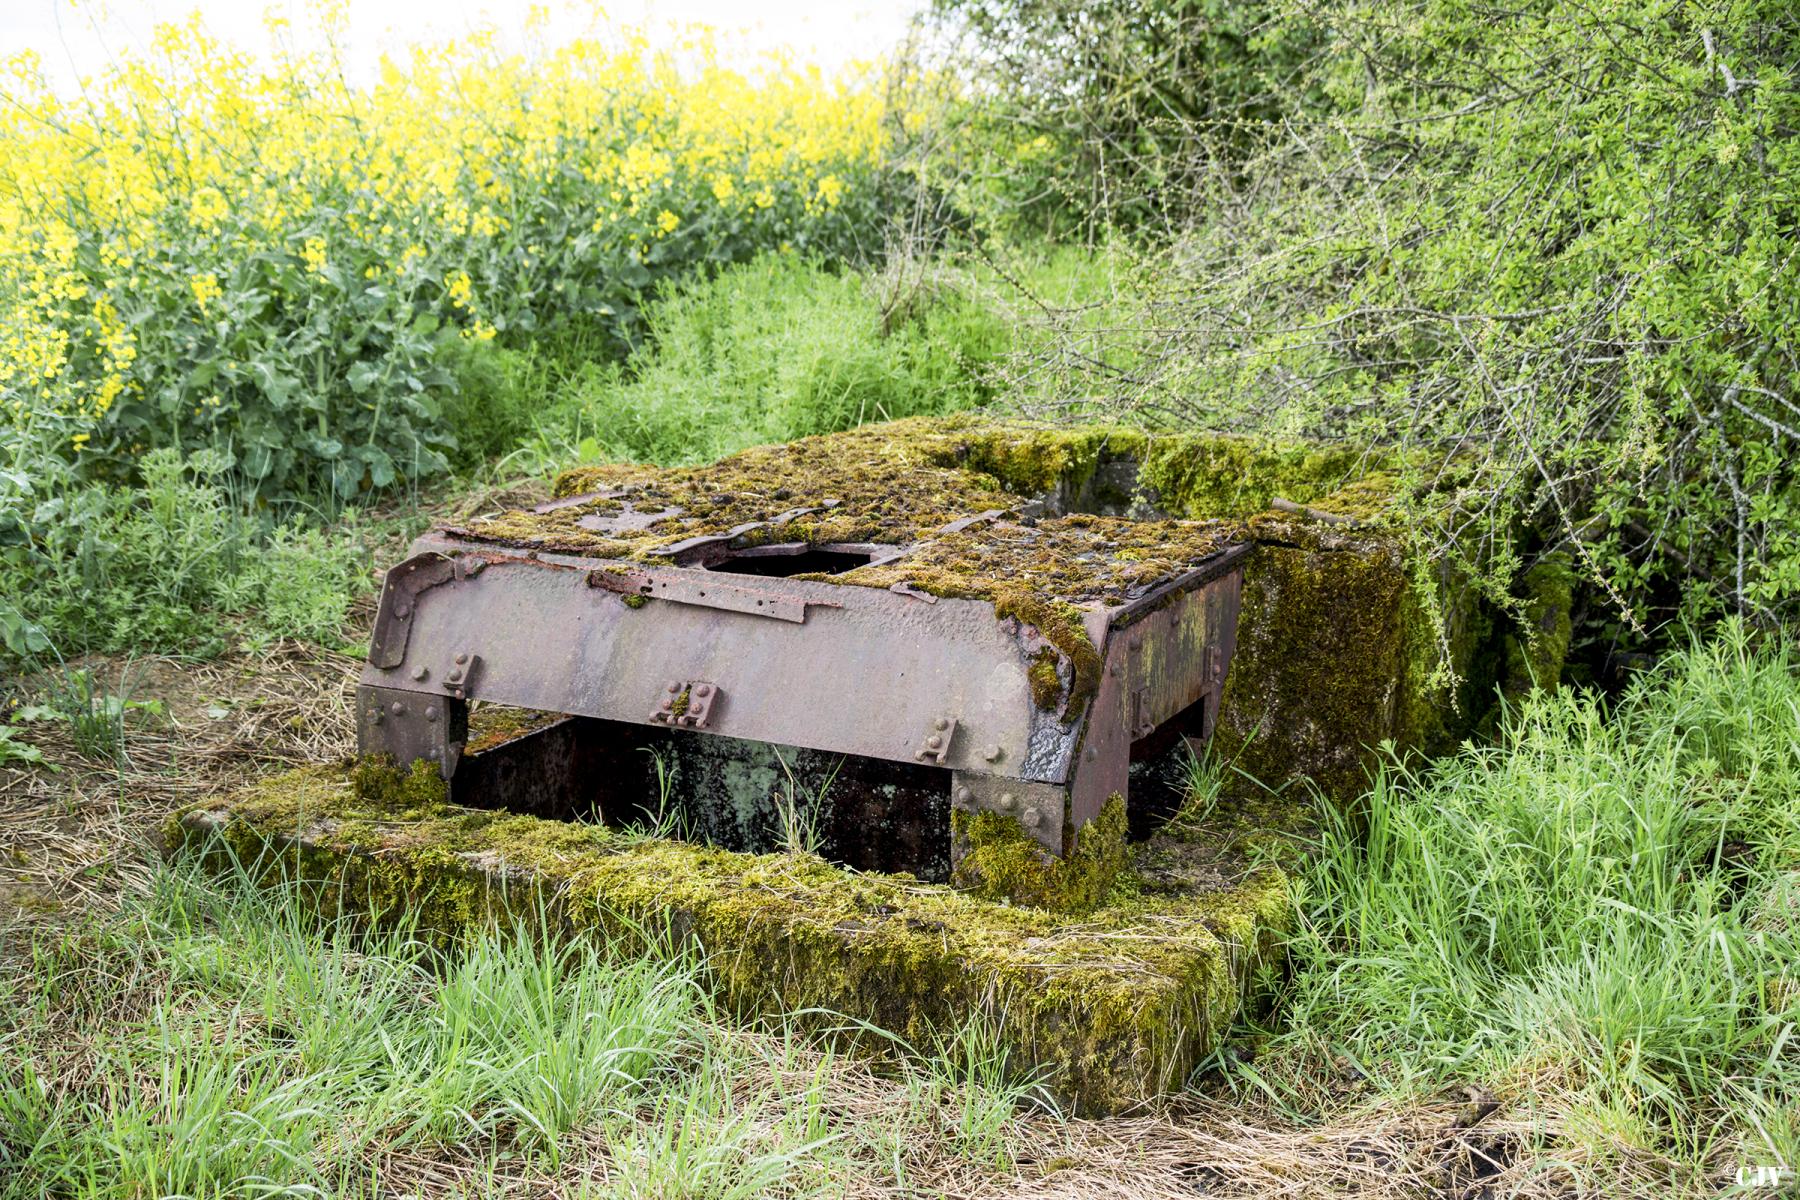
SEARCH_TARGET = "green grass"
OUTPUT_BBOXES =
[1,446,370,663]
[510,245,1117,472]
[1240,622,1800,1176]
[0,856,1045,1197]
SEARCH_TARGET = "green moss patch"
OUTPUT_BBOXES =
[166,764,1298,1114]
[952,796,1129,913]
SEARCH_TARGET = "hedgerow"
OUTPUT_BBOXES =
[937,0,1800,651]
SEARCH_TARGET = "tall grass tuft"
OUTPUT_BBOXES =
[1256,621,1800,1172]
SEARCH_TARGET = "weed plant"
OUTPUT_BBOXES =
[1,447,365,660]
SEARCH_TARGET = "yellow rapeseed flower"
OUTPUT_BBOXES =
[190,272,223,310]
[446,270,473,309]
[301,236,329,276]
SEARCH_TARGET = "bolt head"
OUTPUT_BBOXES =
[983,745,1003,763]
[410,666,429,681]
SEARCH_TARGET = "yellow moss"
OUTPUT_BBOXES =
[471,419,1251,624]
[951,795,1128,913]
[464,706,560,755]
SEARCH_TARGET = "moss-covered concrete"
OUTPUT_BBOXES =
[165,764,1296,1115]
[1502,552,1575,702]
[951,795,1129,914]
[1207,521,1428,802]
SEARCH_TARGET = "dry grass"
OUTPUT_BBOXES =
[1,641,357,923]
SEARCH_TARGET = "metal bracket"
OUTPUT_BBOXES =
[651,680,720,729]
[442,651,481,700]
[1130,686,1155,740]
[356,683,467,780]
[915,715,957,764]
[370,552,487,668]
[589,568,832,624]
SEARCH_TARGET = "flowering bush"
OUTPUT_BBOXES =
[0,13,890,506]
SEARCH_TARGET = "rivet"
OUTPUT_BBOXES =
[1022,807,1042,828]
[455,652,469,665]
[933,717,948,731]
[389,701,406,716]
[998,792,1017,811]
[410,666,429,682]
[926,734,942,749]
[954,786,972,805]
[1085,746,1098,761]
[394,603,411,619]
[661,700,673,711]
[446,669,463,684]
[983,745,1003,763]
[425,706,439,723]
[667,682,681,693]
[695,684,712,698]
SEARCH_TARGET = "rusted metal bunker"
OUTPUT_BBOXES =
[175,417,1562,1111]
[357,422,1255,883]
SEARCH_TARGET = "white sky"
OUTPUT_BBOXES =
[0,0,922,91]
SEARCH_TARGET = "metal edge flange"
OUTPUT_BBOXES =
[949,772,1068,855]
